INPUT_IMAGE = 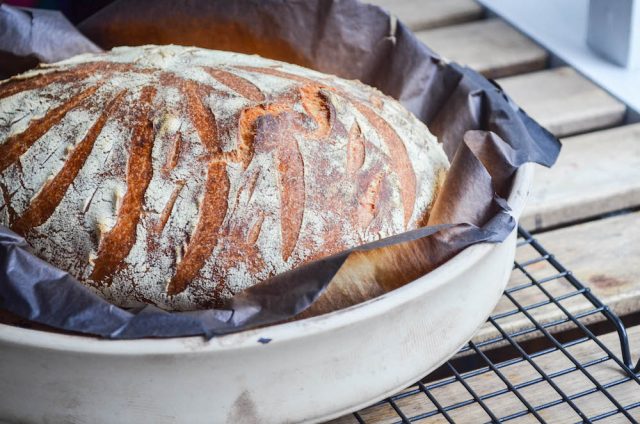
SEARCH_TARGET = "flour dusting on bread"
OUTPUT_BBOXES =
[0,45,448,310]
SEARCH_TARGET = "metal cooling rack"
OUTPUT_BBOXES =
[347,227,640,423]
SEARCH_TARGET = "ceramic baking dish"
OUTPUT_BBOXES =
[0,163,534,424]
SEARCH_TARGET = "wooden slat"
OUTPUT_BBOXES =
[497,67,626,137]
[521,124,640,231]
[367,0,484,31]
[333,325,640,423]
[475,211,640,345]
[531,211,640,319]
[415,18,548,79]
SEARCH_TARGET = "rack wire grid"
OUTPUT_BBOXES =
[341,227,640,424]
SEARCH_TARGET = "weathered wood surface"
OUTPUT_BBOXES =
[497,67,626,137]
[528,211,640,321]
[475,211,640,345]
[332,325,640,423]
[521,124,640,231]
[415,18,548,79]
[367,0,484,31]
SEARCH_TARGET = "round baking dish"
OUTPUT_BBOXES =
[0,163,534,424]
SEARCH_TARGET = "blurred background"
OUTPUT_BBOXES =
[2,0,112,23]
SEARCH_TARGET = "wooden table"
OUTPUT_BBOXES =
[334,1,640,422]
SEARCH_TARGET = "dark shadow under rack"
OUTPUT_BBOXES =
[348,227,640,424]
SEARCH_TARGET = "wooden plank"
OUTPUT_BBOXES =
[521,124,640,231]
[367,0,484,31]
[530,211,640,320]
[497,67,626,137]
[332,325,640,423]
[475,211,640,345]
[415,18,548,79]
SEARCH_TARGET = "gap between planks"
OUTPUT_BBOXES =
[415,18,548,79]
[332,325,640,423]
[366,0,484,31]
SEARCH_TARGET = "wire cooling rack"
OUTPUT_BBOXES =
[339,227,640,423]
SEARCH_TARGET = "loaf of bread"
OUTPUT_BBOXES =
[0,45,449,311]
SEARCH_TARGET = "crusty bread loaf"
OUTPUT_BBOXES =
[0,45,448,311]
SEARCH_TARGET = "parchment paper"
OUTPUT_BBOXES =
[0,5,100,79]
[0,0,560,339]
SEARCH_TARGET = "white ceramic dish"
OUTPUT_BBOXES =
[0,164,534,424]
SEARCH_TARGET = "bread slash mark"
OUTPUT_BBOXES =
[357,170,384,228]
[299,85,332,139]
[155,180,185,234]
[0,84,101,174]
[11,90,128,235]
[0,62,134,100]
[276,118,305,261]
[166,161,230,295]
[163,131,183,177]
[89,86,157,284]
[347,122,366,176]
[233,101,307,262]
[247,212,265,245]
[203,67,265,103]
[351,101,416,226]
[182,81,220,156]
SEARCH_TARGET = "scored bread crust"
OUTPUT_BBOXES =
[0,45,449,311]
